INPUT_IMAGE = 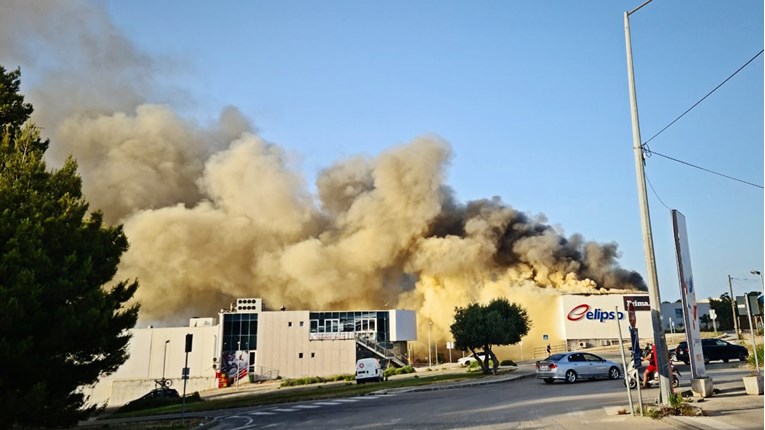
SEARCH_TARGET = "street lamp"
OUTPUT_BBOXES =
[624,0,671,405]
[427,322,432,368]
[162,340,170,382]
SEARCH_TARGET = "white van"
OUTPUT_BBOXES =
[355,358,383,384]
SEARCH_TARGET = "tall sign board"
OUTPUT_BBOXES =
[671,210,705,379]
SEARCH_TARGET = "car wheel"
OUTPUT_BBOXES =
[565,370,578,383]
[739,351,748,362]
[608,366,620,380]
[672,376,680,388]
[543,378,554,384]
[703,355,710,364]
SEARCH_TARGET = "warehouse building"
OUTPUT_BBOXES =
[82,298,416,407]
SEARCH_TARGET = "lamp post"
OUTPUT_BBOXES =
[162,340,170,382]
[236,340,241,390]
[427,322,432,368]
[624,0,671,405]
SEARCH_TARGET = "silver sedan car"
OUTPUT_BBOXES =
[536,352,622,384]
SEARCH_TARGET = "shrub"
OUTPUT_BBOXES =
[384,365,416,378]
[279,374,354,387]
[748,344,763,368]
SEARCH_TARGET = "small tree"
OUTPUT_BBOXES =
[450,298,531,374]
[0,66,139,427]
[708,294,734,331]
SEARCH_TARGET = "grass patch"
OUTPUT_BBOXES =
[640,393,707,419]
[104,370,505,420]
[280,374,355,387]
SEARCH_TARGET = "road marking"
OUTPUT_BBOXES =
[272,408,298,412]
[333,398,359,402]
[250,411,275,416]
[293,404,320,409]
[314,401,341,406]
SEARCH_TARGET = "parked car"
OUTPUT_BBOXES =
[675,339,748,365]
[122,387,179,410]
[457,352,488,367]
[536,352,622,384]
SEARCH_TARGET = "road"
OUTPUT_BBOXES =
[201,352,759,430]
[203,355,758,429]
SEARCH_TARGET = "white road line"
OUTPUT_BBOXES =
[333,398,359,402]
[249,411,276,416]
[314,401,341,406]
[293,404,320,409]
[272,408,299,412]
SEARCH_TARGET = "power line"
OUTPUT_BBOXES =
[643,49,764,146]
[646,148,764,189]
[645,172,671,210]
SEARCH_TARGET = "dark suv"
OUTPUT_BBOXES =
[675,339,748,365]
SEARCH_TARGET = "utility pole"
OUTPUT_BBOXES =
[624,1,671,405]
[729,275,741,337]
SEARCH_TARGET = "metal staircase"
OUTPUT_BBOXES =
[355,335,408,367]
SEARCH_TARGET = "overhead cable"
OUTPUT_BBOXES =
[647,149,763,189]
[643,49,764,146]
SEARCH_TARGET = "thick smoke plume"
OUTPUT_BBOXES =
[1,1,646,356]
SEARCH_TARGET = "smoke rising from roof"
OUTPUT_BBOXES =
[1,1,646,352]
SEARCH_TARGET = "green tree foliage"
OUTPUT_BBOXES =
[708,293,734,331]
[0,66,139,428]
[450,298,531,374]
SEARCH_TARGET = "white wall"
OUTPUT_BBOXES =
[81,324,218,408]
[561,294,654,340]
[256,311,356,378]
[389,310,417,341]
[661,301,712,331]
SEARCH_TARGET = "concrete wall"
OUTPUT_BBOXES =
[256,311,356,378]
[82,324,219,407]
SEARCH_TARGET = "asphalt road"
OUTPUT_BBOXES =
[202,353,755,430]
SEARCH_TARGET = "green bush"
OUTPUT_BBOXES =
[467,359,495,372]
[279,374,354,387]
[384,365,416,378]
[748,344,763,368]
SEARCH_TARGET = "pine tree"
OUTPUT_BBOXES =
[0,66,139,427]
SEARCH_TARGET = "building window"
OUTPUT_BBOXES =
[299,353,303,358]
[300,321,304,327]
[326,319,340,333]
[310,319,319,333]
[311,352,315,358]
[288,321,292,327]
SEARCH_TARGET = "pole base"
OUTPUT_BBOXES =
[691,377,714,398]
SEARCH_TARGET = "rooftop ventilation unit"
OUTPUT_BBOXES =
[236,298,262,313]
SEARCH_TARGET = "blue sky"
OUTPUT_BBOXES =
[10,0,763,304]
[102,0,763,302]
